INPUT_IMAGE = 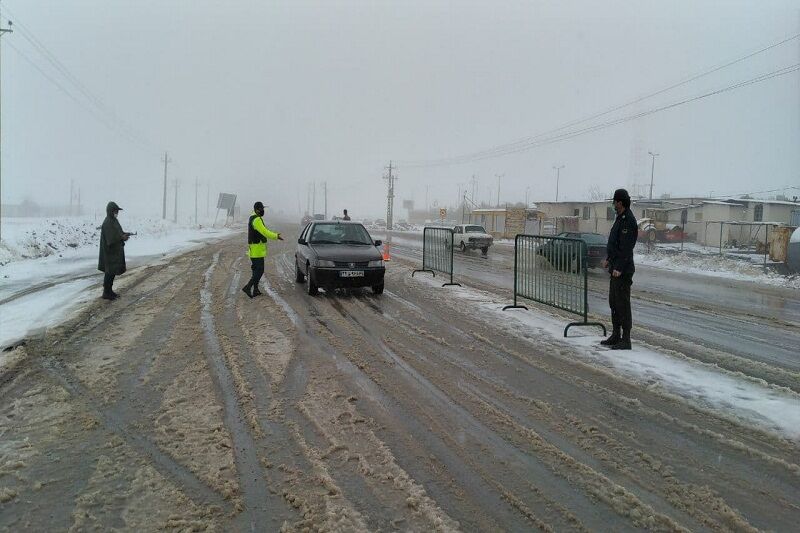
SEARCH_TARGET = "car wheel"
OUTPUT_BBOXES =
[372,283,384,295]
[460,241,466,252]
[295,258,305,283]
[307,267,318,296]
[481,247,488,255]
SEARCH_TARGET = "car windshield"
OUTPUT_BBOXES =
[578,233,607,244]
[465,225,487,233]
[309,223,373,245]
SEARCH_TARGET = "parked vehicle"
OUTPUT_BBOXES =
[638,217,685,243]
[452,224,493,255]
[537,232,607,270]
[295,221,386,295]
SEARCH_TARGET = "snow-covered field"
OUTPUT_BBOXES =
[0,215,237,349]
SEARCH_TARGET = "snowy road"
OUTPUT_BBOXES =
[1,231,799,531]
[379,231,800,378]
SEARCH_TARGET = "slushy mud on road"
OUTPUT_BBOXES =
[1,233,799,531]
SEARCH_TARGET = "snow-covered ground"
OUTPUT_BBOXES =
[411,273,800,441]
[635,247,800,289]
[0,215,237,349]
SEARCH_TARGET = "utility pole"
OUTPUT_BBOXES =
[206,182,210,217]
[383,161,397,230]
[161,152,171,219]
[0,4,11,241]
[553,165,564,202]
[172,178,179,224]
[469,174,478,204]
[425,185,429,216]
[77,187,81,216]
[69,179,74,216]
[648,151,659,200]
[194,177,198,226]
[525,186,530,207]
[312,181,316,215]
[495,173,504,207]
[323,181,328,219]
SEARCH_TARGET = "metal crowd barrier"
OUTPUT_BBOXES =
[412,227,461,287]
[503,234,605,337]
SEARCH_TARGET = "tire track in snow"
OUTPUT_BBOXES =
[200,251,271,531]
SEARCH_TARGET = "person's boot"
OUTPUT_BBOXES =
[251,284,263,297]
[102,290,115,300]
[611,331,631,350]
[600,329,620,346]
[241,283,253,298]
[110,290,120,299]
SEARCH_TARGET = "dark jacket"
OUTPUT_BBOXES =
[98,203,127,275]
[606,207,638,274]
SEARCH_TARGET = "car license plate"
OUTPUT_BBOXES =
[339,270,364,278]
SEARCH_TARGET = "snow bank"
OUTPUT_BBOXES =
[0,215,237,349]
[635,248,800,289]
[410,274,800,441]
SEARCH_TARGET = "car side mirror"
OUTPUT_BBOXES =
[297,238,306,245]
[374,240,382,247]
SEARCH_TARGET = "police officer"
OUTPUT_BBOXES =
[601,189,638,350]
[242,201,283,298]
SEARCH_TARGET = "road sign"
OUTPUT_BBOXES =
[439,207,447,220]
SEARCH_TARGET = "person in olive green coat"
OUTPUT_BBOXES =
[98,201,131,300]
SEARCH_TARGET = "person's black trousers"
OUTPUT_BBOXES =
[246,257,265,290]
[609,273,633,337]
[103,272,116,294]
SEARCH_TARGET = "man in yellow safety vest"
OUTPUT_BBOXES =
[242,201,283,298]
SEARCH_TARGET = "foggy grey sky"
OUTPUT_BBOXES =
[3,0,799,221]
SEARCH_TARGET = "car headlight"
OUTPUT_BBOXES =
[317,260,336,267]
[368,260,384,267]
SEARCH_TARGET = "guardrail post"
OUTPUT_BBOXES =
[412,226,435,278]
[442,227,461,287]
[503,234,528,310]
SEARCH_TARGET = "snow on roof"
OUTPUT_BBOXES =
[471,208,507,214]
[702,200,738,206]
[717,198,800,206]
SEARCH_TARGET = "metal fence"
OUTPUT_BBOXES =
[411,227,461,287]
[503,234,605,337]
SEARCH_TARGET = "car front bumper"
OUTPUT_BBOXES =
[311,267,386,288]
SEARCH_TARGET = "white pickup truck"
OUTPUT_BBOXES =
[452,224,493,255]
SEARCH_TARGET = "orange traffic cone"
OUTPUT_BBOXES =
[382,243,391,261]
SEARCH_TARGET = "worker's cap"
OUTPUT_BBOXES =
[612,189,630,202]
[107,201,123,211]
[253,201,264,210]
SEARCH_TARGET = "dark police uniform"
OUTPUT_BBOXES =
[606,206,638,344]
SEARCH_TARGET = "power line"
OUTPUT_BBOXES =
[398,33,800,168]
[399,63,799,168]
[3,7,160,155]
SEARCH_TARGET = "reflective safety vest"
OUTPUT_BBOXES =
[248,212,279,258]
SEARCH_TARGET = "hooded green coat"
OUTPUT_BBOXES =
[98,202,127,275]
